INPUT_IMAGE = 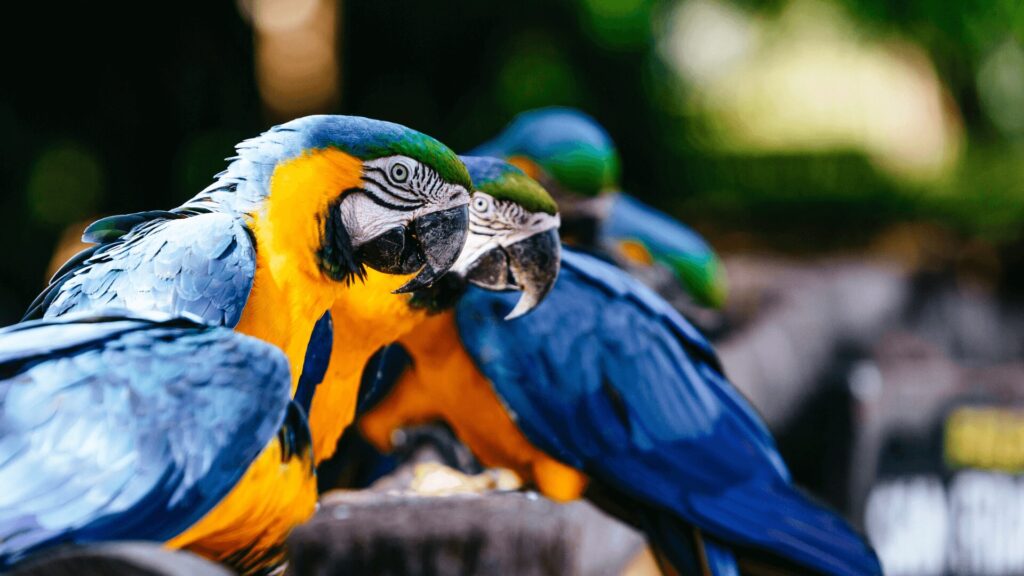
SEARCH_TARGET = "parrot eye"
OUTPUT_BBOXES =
[472,196,490,213]
[389,162,410,184]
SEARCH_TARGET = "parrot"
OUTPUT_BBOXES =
[310,155,562,462]
[470,106,728,309]
[15,115,473,572]
[25,114,473,396]
[0,311,314,575]
[357,248,881,576]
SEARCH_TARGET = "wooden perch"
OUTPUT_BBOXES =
[288,489,649,576]
[294,432,648,576]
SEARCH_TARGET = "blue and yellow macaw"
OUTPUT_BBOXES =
[358,248,880,576]
[26,115,473,393]
[18,115,474,570]
[311,156,562,462]
[471,106,728,308]
[0,312,314,574]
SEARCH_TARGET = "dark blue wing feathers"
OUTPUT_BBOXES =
[295,311,334,414]
[638,509,742,576]
[0,314,291,566]
[456,248,880,576]
[356,344,414,416]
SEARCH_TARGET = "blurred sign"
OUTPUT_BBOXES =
[863,403,1024,576]
[946,406,1024,472]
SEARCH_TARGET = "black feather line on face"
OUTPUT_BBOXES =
[317,192,367,284]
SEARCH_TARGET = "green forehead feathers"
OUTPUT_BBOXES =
[274,115,473,190]
[460,156,559,215]
[362,130,472,190]
[539,145,620,197]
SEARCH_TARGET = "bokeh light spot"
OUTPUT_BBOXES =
[977,39,1024,137]
[26,141,105,228]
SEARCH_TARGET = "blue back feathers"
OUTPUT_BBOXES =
[455,249,880,576]
[0,312,293,566]
[37,212,256,326]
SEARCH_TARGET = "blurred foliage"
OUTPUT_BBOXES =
[578,0,655,49]
[3,0,1024,324]
[26,142,105,228]
[495,32,583,113]
[651,0,1024,260]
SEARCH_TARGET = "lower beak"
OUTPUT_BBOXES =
[394,205,470,294]
[504,228,560,319]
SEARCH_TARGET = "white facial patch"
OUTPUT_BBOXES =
[452,192,561,274]
[340,155,471,247]
[339,192,407,246]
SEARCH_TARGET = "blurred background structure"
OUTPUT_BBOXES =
[4,1,1024,574]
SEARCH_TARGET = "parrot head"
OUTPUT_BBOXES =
[472,107,619,203]
[204,115,473,294]
[473,108,729,309]
[470,107,620,248]
[410,157,561,320]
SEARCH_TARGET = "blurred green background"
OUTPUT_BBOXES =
[2,0,1024,323]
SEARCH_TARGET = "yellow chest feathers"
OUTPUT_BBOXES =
[164,435,317,574]
[306,269,429,462]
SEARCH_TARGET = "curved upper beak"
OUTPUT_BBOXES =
[393,205,470,294]
[504,228,561,319]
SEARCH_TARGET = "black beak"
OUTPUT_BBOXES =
[393,205,470,294]
[354,226,419,276]
[505,228,561,319]
[466,228,561,320]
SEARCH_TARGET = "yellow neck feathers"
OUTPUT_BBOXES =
[234,148,363,391]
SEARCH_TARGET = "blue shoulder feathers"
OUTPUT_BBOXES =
[28,211,256,327]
